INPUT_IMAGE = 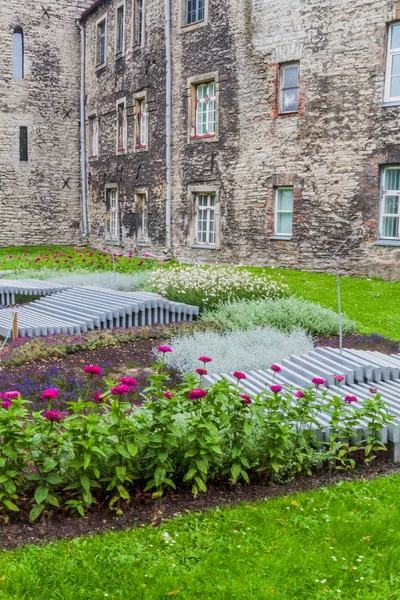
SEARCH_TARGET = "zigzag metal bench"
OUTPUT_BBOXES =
[0,279,71,306]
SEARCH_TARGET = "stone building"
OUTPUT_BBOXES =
[3,0,400,278]
[0,0,91,246]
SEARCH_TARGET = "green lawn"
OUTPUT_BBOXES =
[1,475,400,599]
[244,267,400,341]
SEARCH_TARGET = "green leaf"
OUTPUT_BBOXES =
[151,490,164,499]
[116,485,130,500]
[83,489,93,506]
[116,466,126,483]
[4,479,16,495]
[0,475,9,484]
[231,463,241,482]
[183,468,197,482]
[47,494,60,508]
[164,478,176,489]
[34,486,49,505]
[194,477,207,492]
[80,474,90,493]
[127,441,138,457]
[184,448,198,458]
[3,499,19,512]
[154,467,166,488]
[116,445,131,459]
[243,423,252,436]
[69,457,84,468]
[29,503,45,522]
[46,474,63,485]
[77,504,85,517]
[241,469,250,483]
[83,453,91,470]
[157,450,169,463]
[196,459,208,475]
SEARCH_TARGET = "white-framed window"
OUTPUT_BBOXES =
[135,191,148,243]
[115,2,125,56]
[186,0,205,25]
[88,115,98,159]
[135,96,147,149]
[106,187,119,241]
[279,63,300,113]
[274,187,294,235]
[96,17,107,67]
[385,23,400,102]
[116,98,127,154]
[195,81,216,137]
[380,167,400,239]
[195,193,216,245]
[13,28,24,78]
[133,0,144,46]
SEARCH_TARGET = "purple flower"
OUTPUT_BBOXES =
[189,388,207,400]
[111,384,131,396]
[270,385,282,393]
[233,371,247,380]
[44,410,63,422]
[41,388,59,400]
[84,365,103,376]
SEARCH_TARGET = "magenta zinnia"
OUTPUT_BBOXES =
[344,395,358,404]
[294,390,305,398]
[93,392,105,402]
[41,388,60,400]
[157,345,172,353]
[270,364,282,373]
[44,410,63,422]
[196,368,208,376]
[240,394,252,405]
[198,356,212,363]
[84,365,103,376]
[233,371,247,380]
[335,375,345,382]
[1,400,12,409]
[4,391,19,400]
[164,391,175,399]
[312,377,325,386]
[120,377,137,387]
[189,388,207,400]
[111,384,131,396]
[270,385,282,393]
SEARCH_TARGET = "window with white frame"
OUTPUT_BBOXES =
[279,63,300,113]
[106,188,119,240]
[135,97,147,149]
[186,0,205,25]
[135,192,148,243]
[13,28,24,78]
[96,18,107,66]
[88,116,98,159]
[275,187,294,235]
[116,99,127,153]
[385,23,400,102]
[116,3,125,56]
[380,167,400,239]
[133,0,144,46]
[194,81,216,138]
[195,193,216,245]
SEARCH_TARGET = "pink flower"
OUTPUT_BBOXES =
[44,410,63,422]
[240,394,252,405]
[1,400,12,409]
[145,253,151,257]
[270,385,282,393]
[199,356,212,363]
[120,377,137,388]
[189,388,207,400]
[84,365,103,376]
[312,377,325,386]
[369,387,377,395]
[344,395,358,404]
[158,345,173,353]
[4,391,19,400]
[41,388,59,400]
[270,364,282,373]
[294,390,305,398]
[233,371,247,380]
[335,375,345,382]
[111,384,131,396]
[93,392,105,402]
[164,391,175,399]
[196,368,208,376]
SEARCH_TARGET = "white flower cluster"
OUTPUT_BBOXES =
[150,266,288,303]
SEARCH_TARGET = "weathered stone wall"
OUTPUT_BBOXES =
[0,0,92,246]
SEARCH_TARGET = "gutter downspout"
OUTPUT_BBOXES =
[165,0,172,249]
[76,19,88,240]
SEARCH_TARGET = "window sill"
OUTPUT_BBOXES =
[268,235,293,241]
[115,52,125,60]
[180,20,207,33]
[379,101,400,107]
[135,145,148,152]
[95,62,107,73]
[278,110,299,116]
[374,239,400,246]
[116,149,127,155]
[189,134,218,144]
[137,239,149,246]
[88,156,98,162]
[191,244,217,250]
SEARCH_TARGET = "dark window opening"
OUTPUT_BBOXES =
[19,126,28,161]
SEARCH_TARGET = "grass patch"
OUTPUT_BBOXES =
[0,474,399,599]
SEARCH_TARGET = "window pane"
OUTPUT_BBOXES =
[392,54,400,76]
[384,169,400,191]
[391,74,400,97]
[283,66,299,88]
[209,194,216,207]
[391,24,400,49]
[277,212,293,235]
[13,32,24,78]
[382,216,399,238]
[282,89,299,112]
[277,189,294,211]
[384,195,399,214]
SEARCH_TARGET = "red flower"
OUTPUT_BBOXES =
[84,365,103,376]
[93,392,105,402]
[44,410,63,422]
[41,388,59,400]
[270,385,282,393]
[158,345,173,353]
[294,390,305,398]
[111,384,130,396]
[270,364,282,373]
[312,377,325,386]
[189,388,207,400]
[196,368,208,376]
[120,377,137,387]
[233,371,247,380]
[199,356,212,363]
[240,394,252,405]
[344,395,358,404]
[164,391,175,399]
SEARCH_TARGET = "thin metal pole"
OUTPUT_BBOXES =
[165,0,172,249]
[336,261,343,355]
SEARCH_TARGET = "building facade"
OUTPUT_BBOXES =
[2,0,400,278]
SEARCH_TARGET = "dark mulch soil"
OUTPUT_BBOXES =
[314,333,400,354]
[1,460,399,549]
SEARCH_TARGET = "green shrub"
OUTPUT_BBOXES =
[202,297,358,336]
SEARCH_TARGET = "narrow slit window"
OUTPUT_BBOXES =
[19,126,28,162]
[88,116,98,158]
[106,188,119,241]
[96,19,107,66]
[116,5,125,55]
[186,0,205,25]
[279,64,300,113]
[275,187,294,235]
[135,98,147,148]
[134,0,144,45]
[116,101,126,153]
[196,193,216,245]
[380,167,400,239]
[195,81,216,137]
[135,192,148,242]
[13,29,24,78]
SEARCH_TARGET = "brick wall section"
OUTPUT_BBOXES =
[0,0,92,245]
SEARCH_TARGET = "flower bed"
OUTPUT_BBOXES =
[0,348,392,523]
[150,265,289,311]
